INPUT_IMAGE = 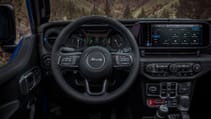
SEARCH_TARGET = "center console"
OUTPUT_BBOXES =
[133,20,211,119]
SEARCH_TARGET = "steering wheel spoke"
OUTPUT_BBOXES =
[57,52,81,68]
[84,79,108,96]
[111,52,134,68]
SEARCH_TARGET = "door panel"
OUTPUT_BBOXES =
[0,35,40,119]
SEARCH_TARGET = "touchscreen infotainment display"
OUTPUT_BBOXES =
[141,23,209,48]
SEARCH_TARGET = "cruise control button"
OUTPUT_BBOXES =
[60,56,73,64]
[119,55,131,64]
[59,56,79,66]
[114,54,132,67]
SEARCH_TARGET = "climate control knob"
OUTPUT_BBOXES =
[169,64,178,73]
[146,64,154,73]
[192,64,201,73]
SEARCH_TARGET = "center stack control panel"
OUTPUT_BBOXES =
[135,20,211,110]
[145,63,201,78]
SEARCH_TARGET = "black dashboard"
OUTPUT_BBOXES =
[39,19,211,79]
[39,20,211,78]
[38,19,211,114]
[39,20,211,52]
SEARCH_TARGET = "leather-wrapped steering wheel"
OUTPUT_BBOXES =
[51,16,140,104]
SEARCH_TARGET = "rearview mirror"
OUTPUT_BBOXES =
[0,4,16,45]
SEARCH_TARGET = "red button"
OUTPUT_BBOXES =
[147,99,165,107]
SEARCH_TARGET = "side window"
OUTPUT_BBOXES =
[0,1,30,67]
[12,0,30,43]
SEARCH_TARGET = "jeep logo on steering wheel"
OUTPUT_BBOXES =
[86,52,106,69]
[90,57,104,62]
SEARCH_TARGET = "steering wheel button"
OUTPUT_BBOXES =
[60,56,74,64]
[118,55,131,65]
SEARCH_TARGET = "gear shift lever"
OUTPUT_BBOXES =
[154,105,169,119]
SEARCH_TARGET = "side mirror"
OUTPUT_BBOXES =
[0,4,16,45]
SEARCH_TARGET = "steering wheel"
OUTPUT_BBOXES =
[51,16,140,104]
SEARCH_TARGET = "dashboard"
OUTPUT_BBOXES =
[39,19,211,113]
[38,20,211,89]
[40,20,211,52]
[39,20,211,74]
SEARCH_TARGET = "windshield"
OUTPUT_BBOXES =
[0,0,210,67]
[50,0,211,21]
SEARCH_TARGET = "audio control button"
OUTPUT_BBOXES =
[192,64,201,73]
[146,64,154,73]
[169,64,178,73]
[144,63,200,78]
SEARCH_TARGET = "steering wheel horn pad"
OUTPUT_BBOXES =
[80,46,112,80]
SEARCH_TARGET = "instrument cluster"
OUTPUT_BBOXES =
[63,29,131,52]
